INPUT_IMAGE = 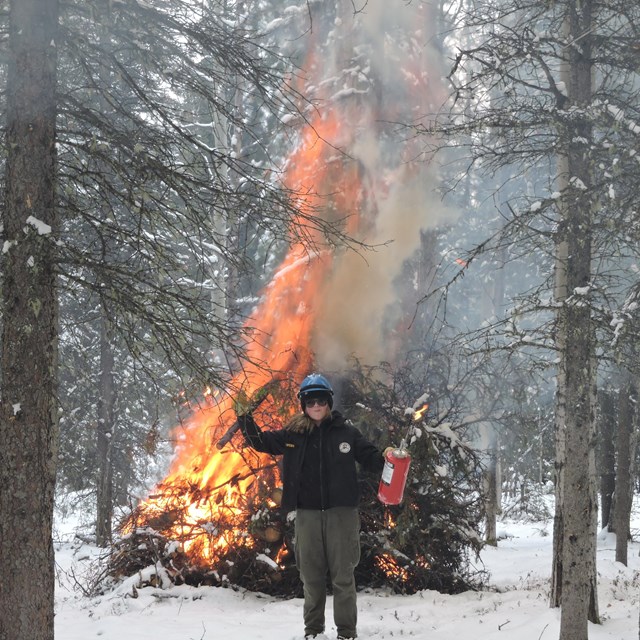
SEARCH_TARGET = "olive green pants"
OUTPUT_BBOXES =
[294,507,360,639]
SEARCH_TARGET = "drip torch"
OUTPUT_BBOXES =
[377,401,429,506]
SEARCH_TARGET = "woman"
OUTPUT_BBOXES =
[238,373,385,640]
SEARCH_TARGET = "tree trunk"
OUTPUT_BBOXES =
[613,380,636,565]
[483,250,505,545]
[94,7,116,548]
[550,157,568,612]
[483,441,500,546]
[96,311,115,547]
[0,0,59,638]
[558,1,599,636]
[559,170,600,637]
[598,390,616,530]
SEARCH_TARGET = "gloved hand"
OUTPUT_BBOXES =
[233,390,252,418]
[383,446,395,458]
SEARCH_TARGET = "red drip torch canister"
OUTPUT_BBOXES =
[377,440,411,505]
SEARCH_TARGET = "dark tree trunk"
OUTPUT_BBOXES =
[483,250,505,546]
[483,443,500,546]
[93,7,116,548]
[550,232,566,611]
[96,311,115,547]
[558,1,599,636]
[0,0,59,638]
[613,381,636,565]
[598,390,616,530]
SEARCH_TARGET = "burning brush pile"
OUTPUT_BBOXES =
[96,1,487,600]
[102,373,486,598]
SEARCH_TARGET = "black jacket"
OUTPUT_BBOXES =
[239,410,384,513]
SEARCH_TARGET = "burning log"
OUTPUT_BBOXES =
[253,525,282,543]
[142,509,184,532]
[270,487,283,507]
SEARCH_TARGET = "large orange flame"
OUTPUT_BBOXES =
[125,112,354,563]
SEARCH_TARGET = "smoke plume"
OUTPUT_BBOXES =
[293,2,456,370]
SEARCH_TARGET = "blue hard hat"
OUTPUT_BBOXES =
[298,373,334,408]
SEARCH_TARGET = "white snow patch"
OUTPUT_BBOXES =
[53,496,640,640]
[25,216,52,235]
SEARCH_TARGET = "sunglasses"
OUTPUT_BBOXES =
[305,397,328,407]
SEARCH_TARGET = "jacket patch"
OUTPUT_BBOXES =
[339,442,351,453]
[285,443,296,448]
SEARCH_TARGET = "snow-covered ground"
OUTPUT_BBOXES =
[54,503,639,640]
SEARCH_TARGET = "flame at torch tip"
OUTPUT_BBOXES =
[413,403,429,421]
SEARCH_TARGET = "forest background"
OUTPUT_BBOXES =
[0,1,639,640]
